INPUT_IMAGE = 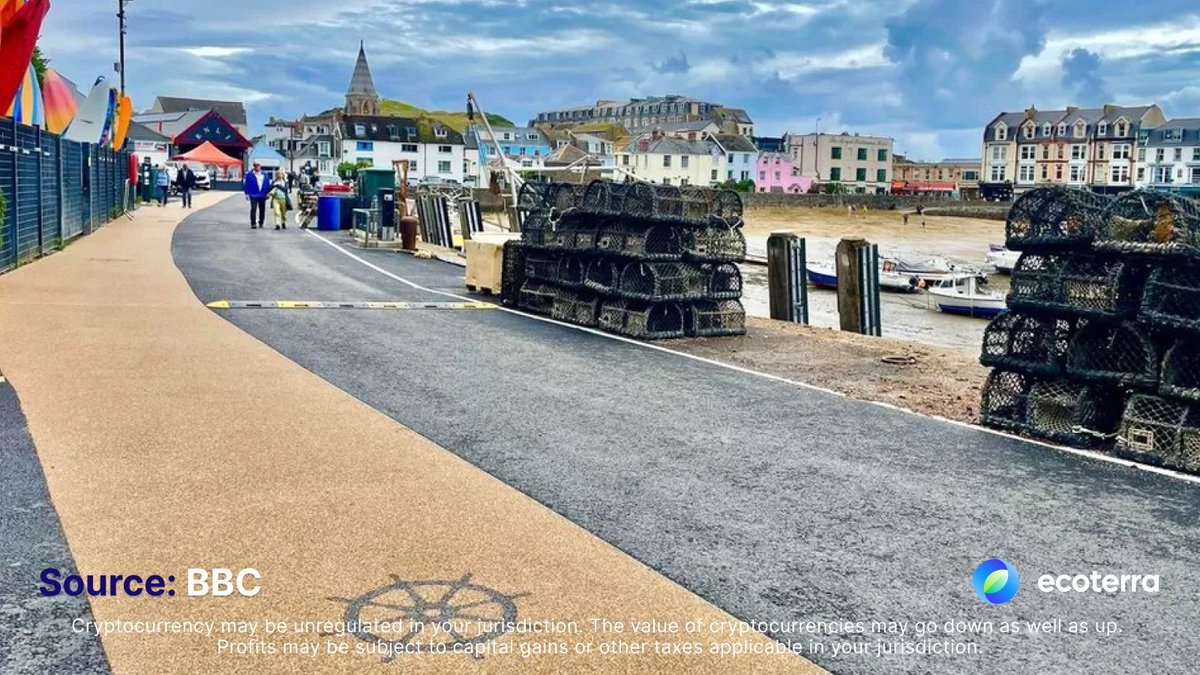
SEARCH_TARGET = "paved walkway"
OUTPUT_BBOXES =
[170,197,1200,675]
[0,193,814,674]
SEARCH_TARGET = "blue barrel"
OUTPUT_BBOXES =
[317,196,341,231]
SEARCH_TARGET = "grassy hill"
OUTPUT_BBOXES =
[378,100,515,132]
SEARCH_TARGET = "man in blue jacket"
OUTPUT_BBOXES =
[244,162,271,229]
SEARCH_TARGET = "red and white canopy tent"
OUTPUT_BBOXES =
[172,141,243,180]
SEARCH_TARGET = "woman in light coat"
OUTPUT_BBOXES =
[269,169,290,230]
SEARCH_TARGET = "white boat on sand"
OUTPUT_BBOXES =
[926,276,1007,319]
[986,245,1021,274]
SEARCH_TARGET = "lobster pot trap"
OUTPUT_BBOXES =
[520,209,553,248]
[620,183,684,221]
[707,263,743,299]
[1064,322,1164,391]
[501,241,527,307]
[518,281,558,315]
[979,311,1078,377]
[980,370,1035,433]
[557,255,586,289]
[524,254,561,284]
[597,299,685,340]
[1008,252,1147,319]
[551,290,601,327]
[1005,187,1112,251]
[581,180,631,215]
[685,300,746,337]
[618,262,710,301]
[548,182,584,213]
[1116,394,1200,474]
[620,222,685,260]
[549,219,597,253]
[683,224,747,262]
[1024,379,1125,448]
[583,259,620,294]
[1097,190,1200,259]
[1139,263,1200,333]
[1160,339,1200,403]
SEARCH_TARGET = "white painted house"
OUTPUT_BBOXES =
[338,115,466,182]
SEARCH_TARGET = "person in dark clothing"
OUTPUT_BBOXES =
[175,165,198,209]
[244,162,271,229]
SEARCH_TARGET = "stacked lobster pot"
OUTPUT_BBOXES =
[979,186,1200,475]
[501,180,747,340]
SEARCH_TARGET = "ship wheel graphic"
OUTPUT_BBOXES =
[331,573,528,661]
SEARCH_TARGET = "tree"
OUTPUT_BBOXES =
[337,162,361,180]
[822,182,847,195]
[30,46,48,82]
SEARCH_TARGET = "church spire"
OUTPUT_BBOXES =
[345,41,379,115]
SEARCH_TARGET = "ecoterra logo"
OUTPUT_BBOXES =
[973,559,1019,605]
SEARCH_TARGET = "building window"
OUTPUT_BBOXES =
[1175,148,1184,162]
[1069,165,1084,182]
[995,125,1007,141]
[831,146,842,160]
[1116,122,1128,136]
[663,155,672,168]
[317,142,330,157]
[434,161,448,173]
[1113,144,1130,160]
[410,161,418,173]
[1111,165,1130,183]
[1157,148,1166,162]
[1042,145,1050,159]
[1057,123,1067,136]
[774,171,781,181]
[1165,128,1184,142]
[1191,167,1200,184]
[990,165,1006,182]
[1041,165,1048,180]
[1043,123,1052,137]
[876,169,886,182]
[1074,121,1086,138]
[1098,122,1108,136]
[434,127,448,138]
[759,171,766,180]
[1071,145,1086,160]
[438,145,451,153]
[1139,148,1147,162]
[857,148,867,161]
[1137,167,1145,181]
[1020,145,1036,160]
[829,168,842,181]
[878,149,888,161]
[356,141,373,152]
[711,169,718,180]
[1023,124,1034,139]
[1098,145,1106,160]
[681,156,689,168]
[1193,148,1200,161]
[1057,145,1064,159]
[622,155,629,166]
[1155,166,1172,183]
[855,168,867,182]
[990,145,1007,160]
[1019,165,1035,183]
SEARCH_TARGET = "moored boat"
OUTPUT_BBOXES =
[985,244,1021,274]
[926,276,1007,319]
[806,260,920,293]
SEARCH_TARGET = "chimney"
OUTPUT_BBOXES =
[1024,106,1038,119]
[1066,106,1079,115]
[1103,104,1117,116]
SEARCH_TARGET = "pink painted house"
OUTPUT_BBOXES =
[756,152,812,193]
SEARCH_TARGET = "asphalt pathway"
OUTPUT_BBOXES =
[173,197,1200,675]
[0,381,110,674]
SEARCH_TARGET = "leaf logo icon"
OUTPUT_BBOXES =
[973,559,1019,605]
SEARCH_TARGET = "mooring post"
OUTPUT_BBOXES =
[768,230,804,322]
[836,238,870,334]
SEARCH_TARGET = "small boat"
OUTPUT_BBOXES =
[986,244,1021,274]
[926,276,1007,318]
[806,261,920,292]
[892,255,981,284]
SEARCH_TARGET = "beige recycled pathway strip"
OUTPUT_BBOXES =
[0,192,823,674]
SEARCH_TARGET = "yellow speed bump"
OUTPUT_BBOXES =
[206,300,497,311]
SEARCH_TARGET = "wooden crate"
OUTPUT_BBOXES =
[465,233,521,294]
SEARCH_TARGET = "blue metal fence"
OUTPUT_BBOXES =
[0,117,133,272]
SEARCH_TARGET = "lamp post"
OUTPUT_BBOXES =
[117,0,132,94]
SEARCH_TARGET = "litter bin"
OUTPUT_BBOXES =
[400,216,419,251]
[317,195,342,231]
[339,194,357,229]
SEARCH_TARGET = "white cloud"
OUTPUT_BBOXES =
[180,47,252,58]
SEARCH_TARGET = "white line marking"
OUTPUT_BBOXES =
[302,229,1200,487]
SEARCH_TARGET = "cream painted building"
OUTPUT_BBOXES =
[786,132,894,193]
[615,133,721,186]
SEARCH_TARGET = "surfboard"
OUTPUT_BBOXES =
[64,78,115,145]
[0,0,49,114]
[111,94,133,150]
[42,67,79,134]
[97,86,117,147]
[5,62,42,127]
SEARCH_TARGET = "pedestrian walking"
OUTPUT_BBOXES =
[244,162,271,229]
[903,212,909,226]
[175,164,197,209]
[270,169,290,230]
[155,165,171,206]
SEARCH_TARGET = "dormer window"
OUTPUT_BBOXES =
[995,123,1007,141]
[1057,123,1067,135]
[1115,121,1128,136]
[1043,123,1052,137]
[434,127,447,138]
[1023,124,1034,139]
[1097,122,1108,136]
[1074,121,1086,138]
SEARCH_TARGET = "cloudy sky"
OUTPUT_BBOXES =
[37,0,1200,159]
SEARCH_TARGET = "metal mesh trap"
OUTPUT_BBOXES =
[524,254,560,283]
[594,219,628,256]
[597,299,685,340]
[517,182,551,211]
[1008,252,1147,319]
[1004,186,1111,251]
[581,180,631,215]
[1064,322,1164,391]
[617,262,710,301]
[551,289,601,327]
[685,300,746,337]
[520,209,553,248]
[683,224,747,262]
[583,259,620,294]
[1025,379,1124,448]
[501,241,526,307]
[1160,339,1200,403]
[557,255,586,289]
[1097,190,1200,258]
[548,182,584,212]
[518,281,558,315]
[1116,394,1200,473]
[707,263,743,299]
[621,223,685,260]
[1139,263,1200,333]
[979,311,1077,376]
[980,370,1034,433]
